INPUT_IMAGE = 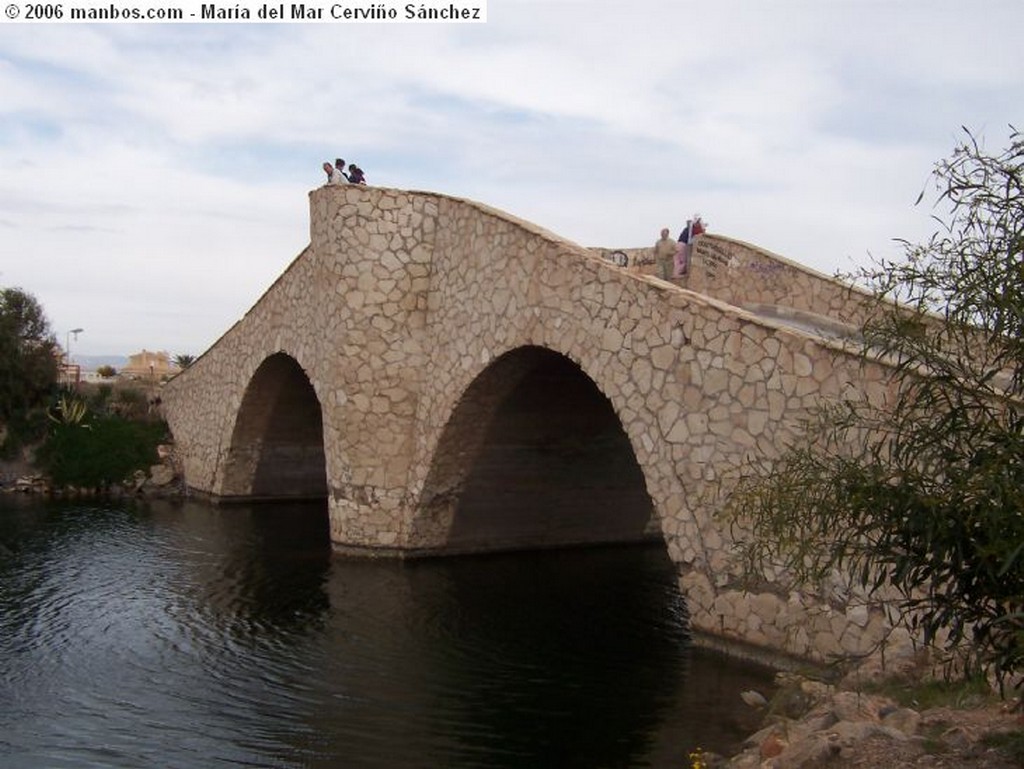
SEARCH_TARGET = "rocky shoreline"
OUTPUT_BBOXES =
[713,671,1021,768]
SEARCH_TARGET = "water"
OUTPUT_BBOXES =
[0,498,774,768]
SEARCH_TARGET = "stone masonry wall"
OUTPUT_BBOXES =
[162,185,910,668]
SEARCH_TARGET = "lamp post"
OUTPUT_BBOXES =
[65,328,83,387]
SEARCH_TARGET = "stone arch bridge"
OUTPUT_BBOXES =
[162,184,896,664]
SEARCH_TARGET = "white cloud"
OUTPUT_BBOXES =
[0,0,1022,356]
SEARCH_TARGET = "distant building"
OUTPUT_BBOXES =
[121,350,180,380]
[81,370,118,384]
[58,362,81,387]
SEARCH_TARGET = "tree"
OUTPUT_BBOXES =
[720,127,1024,685]
[173,353,195,370]
[96,365,117,378]
[0,287,60,425]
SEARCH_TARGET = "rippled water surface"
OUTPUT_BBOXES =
[0,498,774,768]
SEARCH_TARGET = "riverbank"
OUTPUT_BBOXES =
[0,443,182,499]
[714,665,1023,768]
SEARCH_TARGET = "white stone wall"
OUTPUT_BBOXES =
[163,184,903,667]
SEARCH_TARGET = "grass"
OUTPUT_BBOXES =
[864,675,998,710]
[982,730,1024,765]
[865,674,1024,765]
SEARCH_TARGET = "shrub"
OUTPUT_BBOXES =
[720,127,1024,686]
[112,386,151,420]
[38,415,168,488]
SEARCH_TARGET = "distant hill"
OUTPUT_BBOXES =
[73,355,129,372]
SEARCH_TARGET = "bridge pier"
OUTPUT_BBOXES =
[308,185,435,549]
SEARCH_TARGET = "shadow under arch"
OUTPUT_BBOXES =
[219,353,327,500]
[414,346,659,554]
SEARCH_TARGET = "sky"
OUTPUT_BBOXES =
[1,1,1022,360]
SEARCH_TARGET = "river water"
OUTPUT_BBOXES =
[0,498,774,768]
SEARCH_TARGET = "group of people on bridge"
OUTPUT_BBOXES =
[653,215,706,281]
[323,157,367,185]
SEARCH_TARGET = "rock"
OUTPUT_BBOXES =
[775,685,814,719]
[742,723,782,750]
[941,725,975,751]
[759,733,785,758]
[882,707,921,736]
[800,711,839,733]
[726,754,760,769]
[829,719,907,746]
[13,475,48,493]
[131,470,147,492]
[831,690,889,722]
[740,689,768,708]
[768,732,841,768]
[148,464,176,487]
[701,750,727,768]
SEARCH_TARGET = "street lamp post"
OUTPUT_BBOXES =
[65,328,83,387]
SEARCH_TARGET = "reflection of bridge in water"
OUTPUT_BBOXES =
[162,184,896,665]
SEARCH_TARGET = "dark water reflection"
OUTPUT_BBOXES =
[0,498,774,768]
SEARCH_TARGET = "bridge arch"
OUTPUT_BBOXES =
[219,352,328,499]
[413,345,659,554]
[163,185,905,666]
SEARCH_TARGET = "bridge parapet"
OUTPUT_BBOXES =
[687,234,876,328]
[601,234,875,330]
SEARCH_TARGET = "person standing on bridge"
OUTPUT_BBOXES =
[675,214,706,277]
[653,228,677,281]
[323,160,348,185]
[348,164,366,184]
[333,158,351,183]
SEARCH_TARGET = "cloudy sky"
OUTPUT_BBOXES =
[1,1,1022,359]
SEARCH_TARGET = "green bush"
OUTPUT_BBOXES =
[38,416,168,488]
[720,128,1024,687]
[112,387,151,420]
[87,384,114,413]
